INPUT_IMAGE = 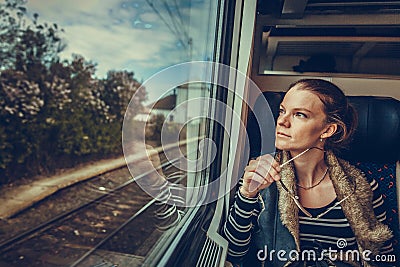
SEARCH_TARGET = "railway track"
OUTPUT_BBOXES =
[0,145,188,267]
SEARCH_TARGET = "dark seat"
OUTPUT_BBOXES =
[247,91,400,255]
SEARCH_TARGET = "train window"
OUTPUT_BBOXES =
[0,0,224,266]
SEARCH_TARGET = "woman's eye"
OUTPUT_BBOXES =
[279,108,285,115]
[294,112,307,118]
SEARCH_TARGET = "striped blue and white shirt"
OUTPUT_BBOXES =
[223,178,394,263]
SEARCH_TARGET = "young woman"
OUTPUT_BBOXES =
[223,79,394,266]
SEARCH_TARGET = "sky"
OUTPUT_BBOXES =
[19,0,216,103]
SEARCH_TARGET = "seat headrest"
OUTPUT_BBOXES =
[247,92,400,162]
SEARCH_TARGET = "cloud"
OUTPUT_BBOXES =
[23,0,216,102]
[27,0,116,26]
[58,23,176,77]
[26,1,184,77]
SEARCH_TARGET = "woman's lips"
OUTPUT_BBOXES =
[276,131,291,138]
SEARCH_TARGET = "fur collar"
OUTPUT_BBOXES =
[275,150,393,265]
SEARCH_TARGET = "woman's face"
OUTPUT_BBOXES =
[275,86,330,152]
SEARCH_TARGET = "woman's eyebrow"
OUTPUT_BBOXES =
[293,107,312,113]
[280,104,312,113]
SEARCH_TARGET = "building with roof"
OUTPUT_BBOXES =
[134,83,209,124]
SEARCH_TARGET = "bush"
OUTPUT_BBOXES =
[0,1,147,184]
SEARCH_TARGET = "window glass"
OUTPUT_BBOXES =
[0,0,220,266]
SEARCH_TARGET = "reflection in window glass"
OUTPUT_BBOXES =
[0,0,219,266]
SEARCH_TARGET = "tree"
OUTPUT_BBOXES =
[0,69,42,173]
[0,0,148,183]
[0,69,43,121]
[0,0,66,71]
[101,70,147,122]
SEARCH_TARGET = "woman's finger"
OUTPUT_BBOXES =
[243,171,265,184]
[259,155,280,171]
[246,162,269,177]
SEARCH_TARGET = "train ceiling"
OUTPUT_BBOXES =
[257,0,400,18]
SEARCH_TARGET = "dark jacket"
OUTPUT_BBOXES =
[240,151,393,267]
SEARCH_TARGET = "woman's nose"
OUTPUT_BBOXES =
[277,114,290,127]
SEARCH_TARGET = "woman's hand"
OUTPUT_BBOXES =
[239,154,281,198]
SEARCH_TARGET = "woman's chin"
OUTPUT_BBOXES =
[275,143,304,152]
[275,142,289,151]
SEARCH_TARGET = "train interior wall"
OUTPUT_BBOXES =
[252,75,400,100]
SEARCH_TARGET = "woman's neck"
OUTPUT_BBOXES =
[290,148,327,186]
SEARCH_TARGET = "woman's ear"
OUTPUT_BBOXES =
[321,123,337,139]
